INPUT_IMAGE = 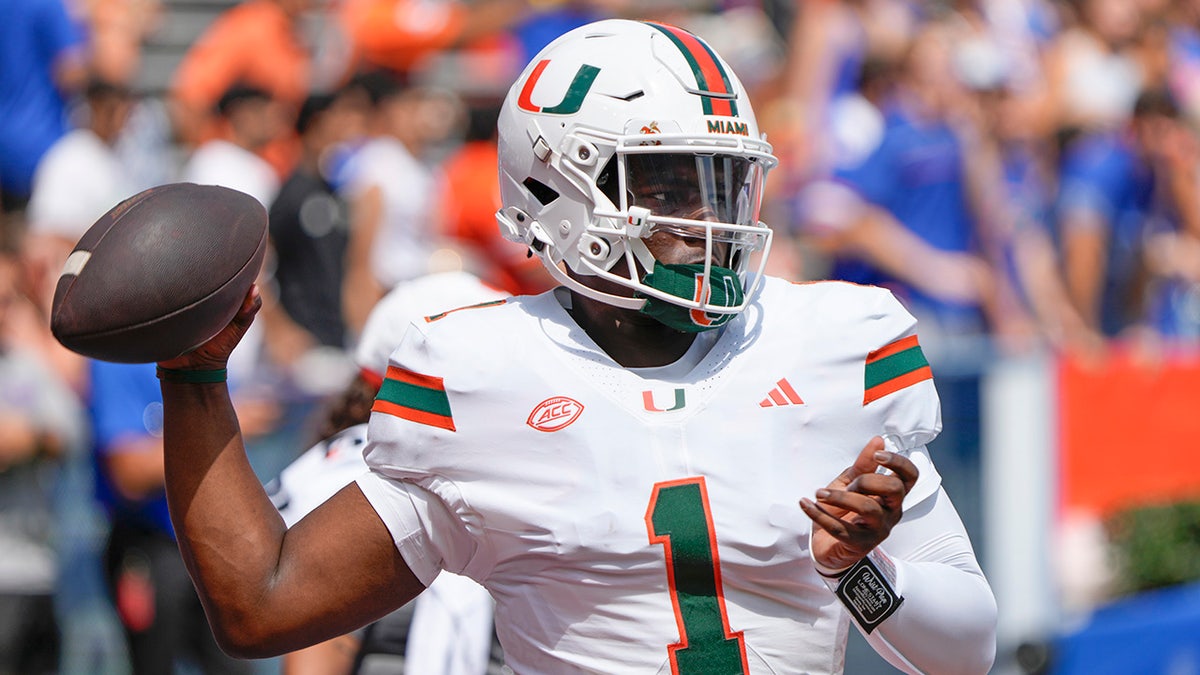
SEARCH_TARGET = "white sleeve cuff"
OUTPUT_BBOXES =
[355,471,447,587]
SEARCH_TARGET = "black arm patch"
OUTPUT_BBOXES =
[835,555,904,634]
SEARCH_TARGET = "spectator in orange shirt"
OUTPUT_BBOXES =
[339,0,533,77]
[438,97,551,296]
[168,0,314,176]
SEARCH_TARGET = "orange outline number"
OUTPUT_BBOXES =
[646,477,749,674]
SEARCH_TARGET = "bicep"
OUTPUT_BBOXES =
[258,482,424,655]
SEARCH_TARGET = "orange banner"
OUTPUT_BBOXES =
[1058,349,1200,517]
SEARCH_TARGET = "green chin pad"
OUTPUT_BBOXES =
[636,262,745,332]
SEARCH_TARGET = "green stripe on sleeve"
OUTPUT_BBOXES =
[378,379,452,418]
[864,346,929,390]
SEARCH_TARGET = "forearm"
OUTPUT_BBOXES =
[858,551,997,674]
[823,489,997,674]
[1061,222,1107,330]
[161,378,291,654]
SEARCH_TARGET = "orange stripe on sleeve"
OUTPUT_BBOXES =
[384,365,447,391]
[862,366,933,405]
[867,335,921,363]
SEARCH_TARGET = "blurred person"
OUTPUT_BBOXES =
[942,3,1103,355]
[1039,0,1145,139]
[339,0,533,78]
[80,0,176,193]
[24,77,137,313]
[183,83,285,209]
[184,84,329,490]
[83,0,163,87]
[154,19,995,675]
[268,88,366,352]
[790,32,1031,653]
[0,0,87,226]
[274,269,507,675]
[19,76,138,395]
[88,359,259,675]
[1057,86,1200,341]
[763,0,922,189]
[169,0,316,176]
[0,251,87,675]
[340,71,464,335]
[436,95,553,296]
[799,25,1035,353]
[26,77,137,246]
[182,83,289,396]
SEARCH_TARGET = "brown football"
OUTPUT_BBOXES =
[50,182,267,363]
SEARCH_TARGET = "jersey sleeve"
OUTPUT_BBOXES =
[859,286,943,506]
[355,470,471,587]
[356,323,482,586]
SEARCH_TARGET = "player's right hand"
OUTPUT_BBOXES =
[800,436,919,572]
[158,285,261,372]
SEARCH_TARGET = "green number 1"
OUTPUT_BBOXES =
[646,477,749,675]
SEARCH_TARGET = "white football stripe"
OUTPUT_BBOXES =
[61,250,91,277]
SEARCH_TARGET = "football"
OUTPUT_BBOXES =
[50,182,268,363]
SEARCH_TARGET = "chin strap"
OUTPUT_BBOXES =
[636,262,744,332]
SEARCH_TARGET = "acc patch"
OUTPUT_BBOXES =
[527,396,584,432]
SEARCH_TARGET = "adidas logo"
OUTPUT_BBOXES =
[759,378,803,407]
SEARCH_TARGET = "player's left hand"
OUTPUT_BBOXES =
[800,436,919,572]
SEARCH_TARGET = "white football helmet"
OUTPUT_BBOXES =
[496,19,777,325]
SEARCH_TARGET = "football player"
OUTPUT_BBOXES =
[156,19,997,674]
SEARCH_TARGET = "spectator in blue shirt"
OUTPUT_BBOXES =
[826,25,1032,354]
[1055,87,1198,340]
[89,360,255,675]
[0,0,86,220]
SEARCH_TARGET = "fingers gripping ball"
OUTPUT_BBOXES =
[50,183,267,363]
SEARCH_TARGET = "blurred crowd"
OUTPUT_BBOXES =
[3,0,1200,672]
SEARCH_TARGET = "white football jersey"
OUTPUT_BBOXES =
[357,276,944,674]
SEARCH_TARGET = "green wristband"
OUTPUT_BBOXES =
[155,366,227,384]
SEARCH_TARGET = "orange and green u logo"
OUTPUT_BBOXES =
[688,272,739,329]
[643,388,687,412]
[517,59,601,115]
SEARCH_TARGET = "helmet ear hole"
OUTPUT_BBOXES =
[595,157,620,206]
[522,177,560,206]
